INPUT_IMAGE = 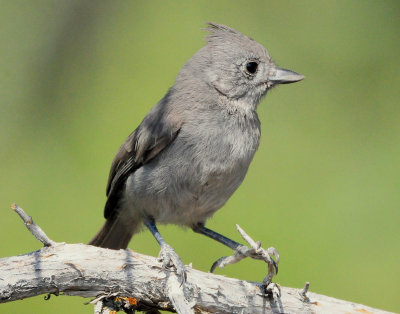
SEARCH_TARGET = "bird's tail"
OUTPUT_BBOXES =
[89,212,138,249]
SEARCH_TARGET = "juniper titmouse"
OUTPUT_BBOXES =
[90,23,304,283]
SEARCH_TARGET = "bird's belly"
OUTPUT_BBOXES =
[125,116,260,226]
[126,156,249,226]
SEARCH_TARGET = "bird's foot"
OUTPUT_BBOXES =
[158,243,187,285]
[210,225,279,289]
[210,244,279,274]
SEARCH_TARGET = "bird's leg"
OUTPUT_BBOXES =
[144,218,187,284]
[192,223,279,288]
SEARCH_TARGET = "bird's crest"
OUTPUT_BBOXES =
[204,22,254,44]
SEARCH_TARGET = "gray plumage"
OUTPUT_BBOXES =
[89,23,303,276]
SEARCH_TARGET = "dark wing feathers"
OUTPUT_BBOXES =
[104,103,182,219]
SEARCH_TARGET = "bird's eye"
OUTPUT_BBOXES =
[245,61,258,74]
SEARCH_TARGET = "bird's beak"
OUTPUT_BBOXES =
[268,67,304,84]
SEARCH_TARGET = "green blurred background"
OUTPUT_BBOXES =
[1,1,399,313]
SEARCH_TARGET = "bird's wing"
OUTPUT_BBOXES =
[104,101,182,219]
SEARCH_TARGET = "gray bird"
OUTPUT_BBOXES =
[89,23,304,283]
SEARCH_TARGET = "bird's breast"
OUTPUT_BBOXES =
[175,108,261,215]
[126,107,261,225]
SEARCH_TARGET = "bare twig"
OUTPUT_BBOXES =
[236,224,261,250]
[299,282,311,302]
[11,203,56,247]
[93,301,106,314]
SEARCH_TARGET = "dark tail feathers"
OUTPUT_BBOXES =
[89,213,136,249]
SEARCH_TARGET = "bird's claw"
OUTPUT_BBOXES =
[244,245,280,275]
[158,243,187,285]
[210,225,280,287]
[210,244,279,274]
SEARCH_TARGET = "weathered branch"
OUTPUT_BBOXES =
[0,205,392,313]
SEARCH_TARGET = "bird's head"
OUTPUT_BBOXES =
[201,23,304,109]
